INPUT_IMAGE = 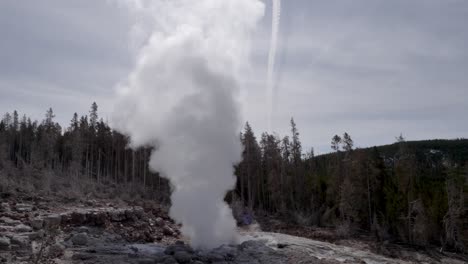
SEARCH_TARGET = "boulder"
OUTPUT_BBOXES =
[125,209,137,221]
[174,251,193,263]
[161,256,178,264]
[47,243,65,258]
[0,225,12,232]
[87,211,107,226]
[30,218,44,230]
[14,224,32,232]
[15,203,33,212]
[60,212,71,224]
[138,259,156,264]
[0,203,11,213]
[44,214,62,229]
[10,235,29,249]
[202,252,224,262]
[211,245,237,261]
[71,211,87,226]
[29,230,45,240]
[71,233,88,246]
[164,242,194,255]
[163,226,175,236]
[0,216,21,226]
[110,209,127,222]
[71,253,96,260]
[155,217,165,227]
[76,226,90,233]
[134,206,144,218]
[0,237,10,250]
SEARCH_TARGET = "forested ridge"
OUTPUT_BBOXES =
[0,103,171,202]
[0,103,466,252]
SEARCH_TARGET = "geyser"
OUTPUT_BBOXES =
[112,0,265,249]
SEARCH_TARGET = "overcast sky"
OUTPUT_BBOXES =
[1,0,467,153]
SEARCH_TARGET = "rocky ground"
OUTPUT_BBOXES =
[0,194,180,263]
[0,195,466,264]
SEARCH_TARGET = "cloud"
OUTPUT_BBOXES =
[244,0,468,153]
[0,0,467,154]
[0,0,133,122]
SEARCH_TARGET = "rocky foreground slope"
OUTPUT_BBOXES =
[0,196,466,264]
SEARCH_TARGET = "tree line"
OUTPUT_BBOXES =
[234,119,467,252]
[0,103,170,201]
[0,103,466,251]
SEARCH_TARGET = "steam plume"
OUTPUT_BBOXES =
[112,0,264,249]
[267,0,281,131]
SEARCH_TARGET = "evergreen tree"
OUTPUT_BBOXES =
[342,132,353,152]
[331,135,341,152]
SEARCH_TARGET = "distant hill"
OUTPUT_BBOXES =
[315,139,468,163]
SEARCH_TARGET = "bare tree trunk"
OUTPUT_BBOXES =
[97,149,101,184]
[367,166,372,230]
[132,150,136,187]
[143,150,147,187]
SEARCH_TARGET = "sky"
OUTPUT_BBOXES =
[0,0,467,154]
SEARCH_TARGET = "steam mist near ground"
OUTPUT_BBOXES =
[111,0,265,249]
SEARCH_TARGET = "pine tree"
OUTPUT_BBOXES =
[89,102,98,130]
[12,110,19,131]
[70,113,79,132]
[342,132,353,152]
[238,122,261,209]
[331,135,342,152]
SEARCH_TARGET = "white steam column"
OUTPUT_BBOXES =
[267,0,281,132]
[112,0,265,249]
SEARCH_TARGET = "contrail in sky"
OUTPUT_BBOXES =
[267,0,281,131]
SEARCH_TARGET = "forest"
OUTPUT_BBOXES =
[0,103,466,252]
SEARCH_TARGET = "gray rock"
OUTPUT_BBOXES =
[14,224,32,232]
[10,235,29,248]
[155,217,164,227]
[47,243,65,258]
[161,256,178,264]
[211,245,237,261]
[164,242,194,255]
[0,203,11,213]
[60,212,71,224]
[87,211,107,226]
[71,233,88,246]
[30,218,44,230]
[29,230,45,240]
[110,209,127,222]
[0,216,21,226]
[204,252,224,262]
[44,214,62,229]
[71,253,96,260]
[0,225,12,232]
[0,237,11,249]
[15,203,33,212]
[174,251,192,263]
[134,206,144,218]
[138,259,156,264]
[70,211,87,225]
[234,256,260,264]
[163,225,175,236]
[85,200,96,206]
[125,209,136,221]
[76,226,90,233]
